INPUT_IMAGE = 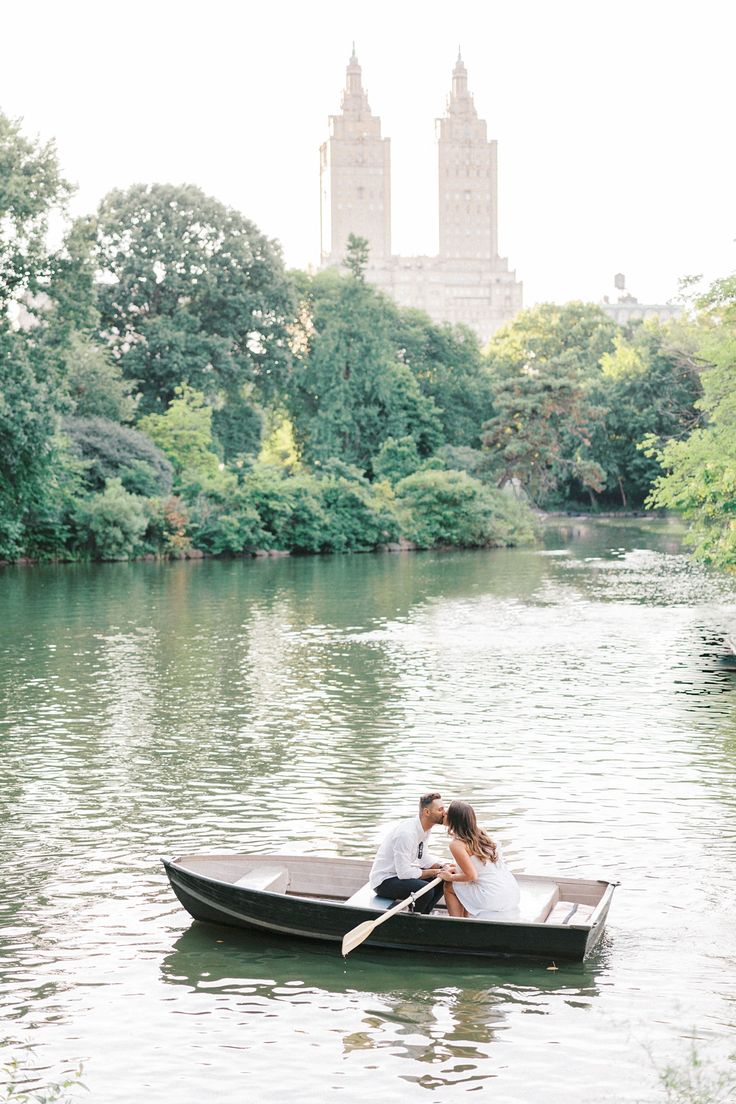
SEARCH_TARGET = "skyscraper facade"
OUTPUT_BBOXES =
[320,51,523,343]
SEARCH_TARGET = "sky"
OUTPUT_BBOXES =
[2,0,734,306]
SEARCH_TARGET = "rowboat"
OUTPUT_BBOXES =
[162,853,617,962]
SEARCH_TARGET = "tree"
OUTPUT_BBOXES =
[389,309,493,448]
[137,385,225,493]
[0,113,72,557]
[344,233,369,280]
[482,302,618,505]
[0,330,60,557]
[63,416,173,496]
[646,275,736,568]
[288,270,443,473]
[373,436,423,484]
[61,333,137,422]
[89,183,295,438]
[591,321,702,506]
[0,112,71,310]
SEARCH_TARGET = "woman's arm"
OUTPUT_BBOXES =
[443,839,478,883]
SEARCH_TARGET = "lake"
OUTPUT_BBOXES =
[1,518,735,1102]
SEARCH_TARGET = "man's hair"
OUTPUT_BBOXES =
[419,792,441,810]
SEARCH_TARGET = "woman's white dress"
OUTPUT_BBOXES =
[453,850,521,919]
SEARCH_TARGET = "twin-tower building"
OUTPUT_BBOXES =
[319,50,523,343]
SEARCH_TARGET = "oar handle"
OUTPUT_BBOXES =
[341,875,444,956]
[370,875,443,931]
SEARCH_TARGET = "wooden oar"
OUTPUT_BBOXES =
[341,876,443,957]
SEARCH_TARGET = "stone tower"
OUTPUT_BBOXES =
[437,51,498,260]
[319,48,392,265]
[319,52,522,342]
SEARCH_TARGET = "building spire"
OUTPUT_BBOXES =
[344,46,367,102]
[452,50,468,98]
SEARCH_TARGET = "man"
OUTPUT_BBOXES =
[369,792,450,914]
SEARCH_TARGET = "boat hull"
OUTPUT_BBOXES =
[163,857,615,962]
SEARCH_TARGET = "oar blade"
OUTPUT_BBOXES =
[341,919,376,957]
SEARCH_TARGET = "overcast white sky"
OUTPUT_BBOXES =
[2,0,734,305]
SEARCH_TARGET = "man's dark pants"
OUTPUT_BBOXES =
[373,876,444,914]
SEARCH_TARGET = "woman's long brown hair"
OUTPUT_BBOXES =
[446,801,498,863]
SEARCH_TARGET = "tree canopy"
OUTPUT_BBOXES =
[646,276,736,568]
[287,269,443,474]
[2,111,732,567]
[482,302,618,503]
[91,183,295,428]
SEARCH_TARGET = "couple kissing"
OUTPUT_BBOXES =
[369,792,520,919]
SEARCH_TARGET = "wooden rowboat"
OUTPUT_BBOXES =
[162,853,617,962]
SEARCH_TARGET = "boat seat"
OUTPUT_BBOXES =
[518,878,560,923]
[344,882,395,911]
[232,865,289,894]
[546,900,595,925]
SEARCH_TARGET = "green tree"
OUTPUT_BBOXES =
[0,112,71,309]
[61,332,137,422]
[389,310,493,447]
[482,302,618,505]
[317,467,400,551]
[646,275,736,568]
[373,435,423,484]
[0,331,60,557]
[137,385,224,492]
[0,114,72,558]
[344,233,369,280]
[63,416,173,496]
[89,183,295,443]
[288,270,443,472]
[592,321,702,506]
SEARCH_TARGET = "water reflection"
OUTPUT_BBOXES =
[2,520,736,1102]
[160,924,602,1089]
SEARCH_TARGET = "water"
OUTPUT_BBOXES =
[1,518,735,1102]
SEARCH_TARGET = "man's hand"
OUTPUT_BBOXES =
[422,863,456,879]
[421,865,442,879]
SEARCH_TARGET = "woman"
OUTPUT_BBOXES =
[439,800,520,919]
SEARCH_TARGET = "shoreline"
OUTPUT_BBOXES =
[0,511,673,569]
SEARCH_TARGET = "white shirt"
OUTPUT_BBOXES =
[369,816,441,888]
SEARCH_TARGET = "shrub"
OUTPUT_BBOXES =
[142,495,192,557]
[395,468,537,549]
[63,417,173,496]
[239,465,329,552]
[186,485,264,555]
[78,479,148,560]
[318,474,400,551]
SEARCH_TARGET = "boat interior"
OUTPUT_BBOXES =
[172,854,610,927]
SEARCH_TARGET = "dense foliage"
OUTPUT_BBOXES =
[0,111,732,566]
[646,277,736,568]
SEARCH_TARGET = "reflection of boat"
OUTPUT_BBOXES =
[719,636,736,669]
[161,921,602,997]
[162,854,617,962]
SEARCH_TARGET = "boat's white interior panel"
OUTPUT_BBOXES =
[516,877,559,922]
[232,866,290,893]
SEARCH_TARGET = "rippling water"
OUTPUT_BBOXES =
[1,518,735,1102]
